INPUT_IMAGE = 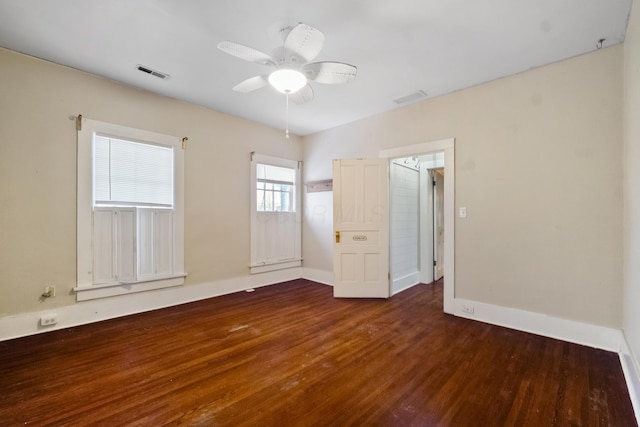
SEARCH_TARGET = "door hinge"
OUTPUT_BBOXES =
[433,260,437,266]
[388,272,391,280]
[181,137,188,150]
[76,114,82,131]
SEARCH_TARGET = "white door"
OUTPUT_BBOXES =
[333,158,389,298]
[433,169,445,280]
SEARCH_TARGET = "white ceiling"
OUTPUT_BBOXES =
[0,0,633,135]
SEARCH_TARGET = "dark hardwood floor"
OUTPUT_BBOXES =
[0,279,635,426]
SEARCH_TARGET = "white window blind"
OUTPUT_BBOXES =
[94,135,174,207]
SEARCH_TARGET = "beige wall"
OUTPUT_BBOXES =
[624,2,640,372]
[0,47,302,316]
[0,40,628,333]
[303,46,623,328]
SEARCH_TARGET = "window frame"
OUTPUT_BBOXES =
[250,153,302,274]
[76,117,185,301]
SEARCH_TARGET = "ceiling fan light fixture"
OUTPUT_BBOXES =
[268,69,307,94]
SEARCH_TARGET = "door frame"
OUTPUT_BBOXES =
[432,168,445,281]
[380,138,455,314]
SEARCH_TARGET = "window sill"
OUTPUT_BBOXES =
[74,274,187,301]
[250,259,302,275]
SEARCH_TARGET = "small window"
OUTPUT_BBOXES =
[250,154,302,274]
[256,163,295,212]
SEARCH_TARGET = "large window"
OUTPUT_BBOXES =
[250,153,301,274]
[76,118,185,301]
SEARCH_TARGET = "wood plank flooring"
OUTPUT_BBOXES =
[0,279,636,426]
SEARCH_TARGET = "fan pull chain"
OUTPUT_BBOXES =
[284,31,290,140]
[285,92,290,139]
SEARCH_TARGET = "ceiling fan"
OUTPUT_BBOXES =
[217,23,357,105]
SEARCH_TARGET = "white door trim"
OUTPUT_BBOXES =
[379,138,455,313]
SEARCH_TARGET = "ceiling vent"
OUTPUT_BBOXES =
[393,90,427,105]
[137,65,169,80]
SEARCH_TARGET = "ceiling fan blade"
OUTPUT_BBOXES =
[303,62,357,84]
[217,41,276,66]
[289,84,314,105]
[284,23,325,63]
[232,75,269,93]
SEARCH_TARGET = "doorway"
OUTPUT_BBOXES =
[389,154,445,295]
[379,138,455,314]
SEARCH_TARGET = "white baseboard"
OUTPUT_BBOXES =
[301,267,333,286]
[620,334,640,425]
[0,267,303,342]
[452,297,622,351]
[391,272,420,296]
[3,269,626,354]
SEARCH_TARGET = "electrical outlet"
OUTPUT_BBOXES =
[461,305,474,315]
[43,285,56,298]
[40,313,58,326]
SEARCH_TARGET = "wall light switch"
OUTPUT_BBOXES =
[459,207,467,218]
